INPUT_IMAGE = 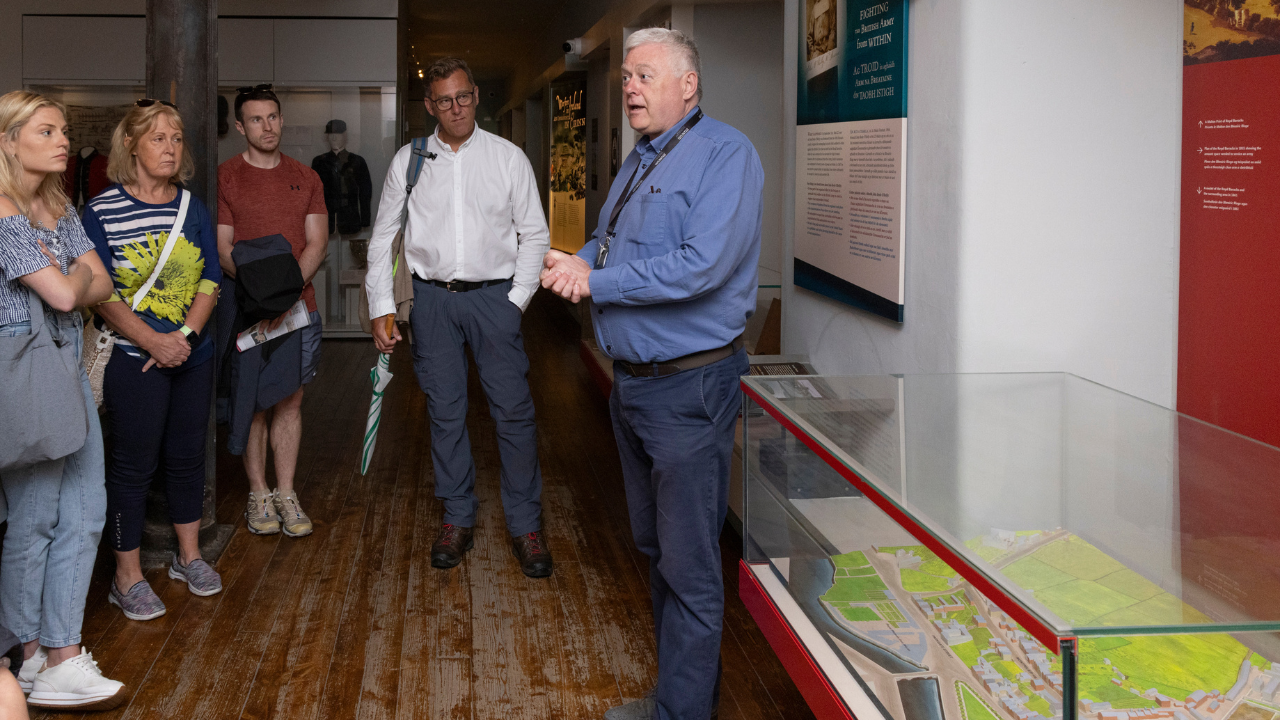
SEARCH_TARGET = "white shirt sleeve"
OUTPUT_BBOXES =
[365,144,411,319]
[506,150,551,311]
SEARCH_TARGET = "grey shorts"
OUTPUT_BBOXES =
[301,310,322,384]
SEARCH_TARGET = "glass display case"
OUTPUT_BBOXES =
[740,373,1280,720]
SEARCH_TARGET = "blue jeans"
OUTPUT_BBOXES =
[409,278,543,536]
[0,320,30,337]
[609,347,748,720]
[0,317,106,648]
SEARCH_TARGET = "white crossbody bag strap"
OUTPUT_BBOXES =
[131,189,191,311]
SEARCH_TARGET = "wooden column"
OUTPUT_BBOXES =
[141,0,233,567]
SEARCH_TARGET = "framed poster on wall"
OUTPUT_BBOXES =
[794,0,908,322]
[549,81,587,252]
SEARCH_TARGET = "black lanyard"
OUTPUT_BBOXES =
[596,109,704,269]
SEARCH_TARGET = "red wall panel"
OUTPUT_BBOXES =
[1179,53,1280,444]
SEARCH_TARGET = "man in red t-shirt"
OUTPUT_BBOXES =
[217,84,327,540]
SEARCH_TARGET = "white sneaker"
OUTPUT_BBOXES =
[26,647,126,710]
[16,645,46,695]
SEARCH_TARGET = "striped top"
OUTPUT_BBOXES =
[83,184,220,366]
[0,205,95,326]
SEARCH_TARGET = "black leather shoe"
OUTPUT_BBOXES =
[431,524,474,569]
[512,531,553,578]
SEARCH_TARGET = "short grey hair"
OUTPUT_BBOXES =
[624,27,703,101]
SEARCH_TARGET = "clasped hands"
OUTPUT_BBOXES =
[39,238,188,373]
[140,329,190,372]
[540,250,592,304]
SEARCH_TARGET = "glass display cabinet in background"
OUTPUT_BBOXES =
[739,374,1280,720]
[218,84,398,337]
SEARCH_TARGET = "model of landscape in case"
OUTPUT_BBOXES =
[741,374,1280,720]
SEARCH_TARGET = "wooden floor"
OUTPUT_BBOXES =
[33,291,816,720]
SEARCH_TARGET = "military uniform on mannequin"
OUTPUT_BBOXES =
[63,145,110,211]
[311,120,373,241]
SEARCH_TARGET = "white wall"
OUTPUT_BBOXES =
[782,0,1183,408]
[694,1,785,303]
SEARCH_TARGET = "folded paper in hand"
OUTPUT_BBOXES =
[236,299,310,352]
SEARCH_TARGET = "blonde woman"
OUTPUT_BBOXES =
[81,100,223,623]
[0,90,125,710]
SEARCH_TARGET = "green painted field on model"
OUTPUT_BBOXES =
[958,682,1002,720]
[964,531,1043,565]
[900,568,951,592]
[833,551,870,568]
[1005,535,1259,703]
[824,538,1273,706]
[839,605,881,622]
[824,547,1051,707]
[876,601,906,623]
[878,545,959,579]
[821,573,890,602]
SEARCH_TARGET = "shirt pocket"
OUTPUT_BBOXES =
[627,194,670,252]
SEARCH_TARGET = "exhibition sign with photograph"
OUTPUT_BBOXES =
[1178,0,1280,656]
[1178,0,1280,447]
[795,0,907,322]
[550,81,587,253]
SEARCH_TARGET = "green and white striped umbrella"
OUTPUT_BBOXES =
[361,349,394,475]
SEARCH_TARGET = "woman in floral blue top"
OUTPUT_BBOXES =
[82,100,225,623]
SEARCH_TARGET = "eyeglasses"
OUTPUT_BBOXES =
[135,99,177,109]
[430,89,476,111]
[236,84,274,95]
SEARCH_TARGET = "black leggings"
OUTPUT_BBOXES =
[103,348,212,552]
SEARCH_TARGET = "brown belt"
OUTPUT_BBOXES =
[615,336,745,378]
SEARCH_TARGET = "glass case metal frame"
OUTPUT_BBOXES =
[739,373,1280,720]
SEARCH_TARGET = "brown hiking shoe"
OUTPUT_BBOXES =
[431,524,474,569]
[512,531,553,578]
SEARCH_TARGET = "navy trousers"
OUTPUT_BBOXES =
[103,349,212,552]
[610,347,748,720]
[409,278,543,536]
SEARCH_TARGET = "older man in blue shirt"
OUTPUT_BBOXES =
[542,27,763,720]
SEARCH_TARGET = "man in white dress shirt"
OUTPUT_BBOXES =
[365,57,553,578]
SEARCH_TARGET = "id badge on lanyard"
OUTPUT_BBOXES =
[595,109,703,269]
[596,235,612,269]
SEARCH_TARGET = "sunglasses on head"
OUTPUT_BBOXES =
[236,84,274,95]
[135,99,177,109]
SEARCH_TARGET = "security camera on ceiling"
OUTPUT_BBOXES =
[563,38,584,55]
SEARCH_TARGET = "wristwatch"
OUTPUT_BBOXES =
[180,325,200,348]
